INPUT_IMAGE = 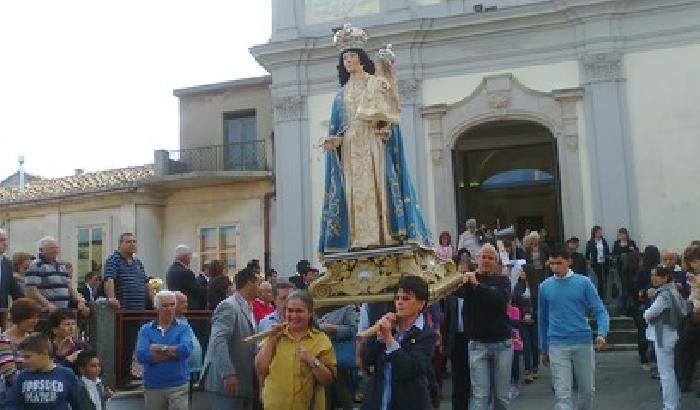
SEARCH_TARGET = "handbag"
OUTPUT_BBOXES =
[332,339,356,369]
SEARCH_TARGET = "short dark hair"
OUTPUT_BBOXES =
[642,245,661,270]
[235,268,258,290]
[84,271,98,282]
[272,281,296,298]
[48,309,76,330]
[76,349,99,371]
[652,265,674,283]
[296,259,311,276]
[9,298,41,325]
[17,333,49,355]
[684,245,700,263]
[566,237,580,244]
[119,233,135,244]
[395,275,429,303]
[549,246,571,260]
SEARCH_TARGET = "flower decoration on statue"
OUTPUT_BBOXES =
[333,22,368,51]
[378,44,395,65]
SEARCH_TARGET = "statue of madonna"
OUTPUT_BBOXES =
[319,23,433,255]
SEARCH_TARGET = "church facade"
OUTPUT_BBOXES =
[251,0,700,273]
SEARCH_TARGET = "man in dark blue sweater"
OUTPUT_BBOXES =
[454,243,512,410]
[5,333,86,410]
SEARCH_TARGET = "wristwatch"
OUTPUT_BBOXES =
[161,345,168,353]
[312,358,321,369]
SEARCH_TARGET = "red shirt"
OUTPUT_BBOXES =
[252,298,275,323]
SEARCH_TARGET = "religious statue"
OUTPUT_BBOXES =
[318,23,433,255]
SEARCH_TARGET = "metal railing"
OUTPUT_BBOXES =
[167,141,268,174]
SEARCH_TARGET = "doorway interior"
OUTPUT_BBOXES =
[453,120,563,243]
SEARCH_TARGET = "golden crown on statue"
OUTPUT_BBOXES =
[333,23,368,51]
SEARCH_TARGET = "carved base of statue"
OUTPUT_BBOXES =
[309,245,462,308]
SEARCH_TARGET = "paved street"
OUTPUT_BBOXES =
[110,351,699,409]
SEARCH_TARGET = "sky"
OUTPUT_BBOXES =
[0,0,271,179]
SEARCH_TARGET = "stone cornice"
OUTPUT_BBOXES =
[253,0,700,92]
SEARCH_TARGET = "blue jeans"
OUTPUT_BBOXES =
[521,323,539,371]
[468,339,513,410]
[549,343,595,410]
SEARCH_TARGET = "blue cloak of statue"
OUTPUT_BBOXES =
[318,88,434,255]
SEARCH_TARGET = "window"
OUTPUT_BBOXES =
[223,111,261,170]
[199,225,239,276]
[77,226,104,284]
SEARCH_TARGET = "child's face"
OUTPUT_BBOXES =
[80,357,101,380]
[54,319,76,339]
[20,350,49,371]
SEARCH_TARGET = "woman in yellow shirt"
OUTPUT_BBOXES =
[255,290,337,410]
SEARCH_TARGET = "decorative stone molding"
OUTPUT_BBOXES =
[273,95,304,122]
[581,52,623,84]
[398,79,418,104]
[486,92,511,110]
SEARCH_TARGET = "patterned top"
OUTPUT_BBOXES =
[25,257,71,309]
[0,334,19,387]
[103,251,147,310]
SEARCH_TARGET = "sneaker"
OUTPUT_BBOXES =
[532,369,539,380]
[641,363,651,371]
[509,384,520,400]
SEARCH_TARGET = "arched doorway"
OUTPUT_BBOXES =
[453,120,562,242]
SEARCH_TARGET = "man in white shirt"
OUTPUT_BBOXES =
[457,218,481,260]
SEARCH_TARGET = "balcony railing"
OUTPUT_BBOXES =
[160,141,268,175]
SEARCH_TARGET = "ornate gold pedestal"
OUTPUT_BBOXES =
[309,245,462,308]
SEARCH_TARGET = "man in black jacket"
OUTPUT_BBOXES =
[0,229,24,308]
[567,237,588,276]
[455,243,512,409]
[165,245,207,310]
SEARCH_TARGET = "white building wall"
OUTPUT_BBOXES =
[136,205,165,278]
[624,43,700,250]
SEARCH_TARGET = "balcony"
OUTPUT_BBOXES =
[152,141,272,187]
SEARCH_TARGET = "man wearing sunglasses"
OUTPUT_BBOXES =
[538,246,609,410]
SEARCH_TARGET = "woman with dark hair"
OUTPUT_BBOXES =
[644,265,687,410]
[206,260,232,310]
[514,264,540,384]
[585,225,610,300]
[455,248,473,272]
[256,290,336,410]
[360,275,436,410]
[319,23,432,254]
[612,228,639,295]
[437,231,455,260]
[633,245,661,370]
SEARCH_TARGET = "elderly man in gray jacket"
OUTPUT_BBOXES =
[200,268,260,409]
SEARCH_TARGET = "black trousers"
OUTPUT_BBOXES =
[451,333,470,410]
[633,310,649,364]
[591,263,607,300]
[676,320,700,388]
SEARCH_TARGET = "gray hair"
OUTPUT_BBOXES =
[153,290,176,308]
[524,232,540,246]
[174,245,192,260]
[38,236,57,250]
[466,218,477,228]
[477,243,500,262]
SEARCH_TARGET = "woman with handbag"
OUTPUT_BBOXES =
[320,305,358,410]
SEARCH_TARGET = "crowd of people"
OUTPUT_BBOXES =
[0,222,698,409]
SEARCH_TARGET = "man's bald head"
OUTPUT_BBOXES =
[477,244,500,273]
